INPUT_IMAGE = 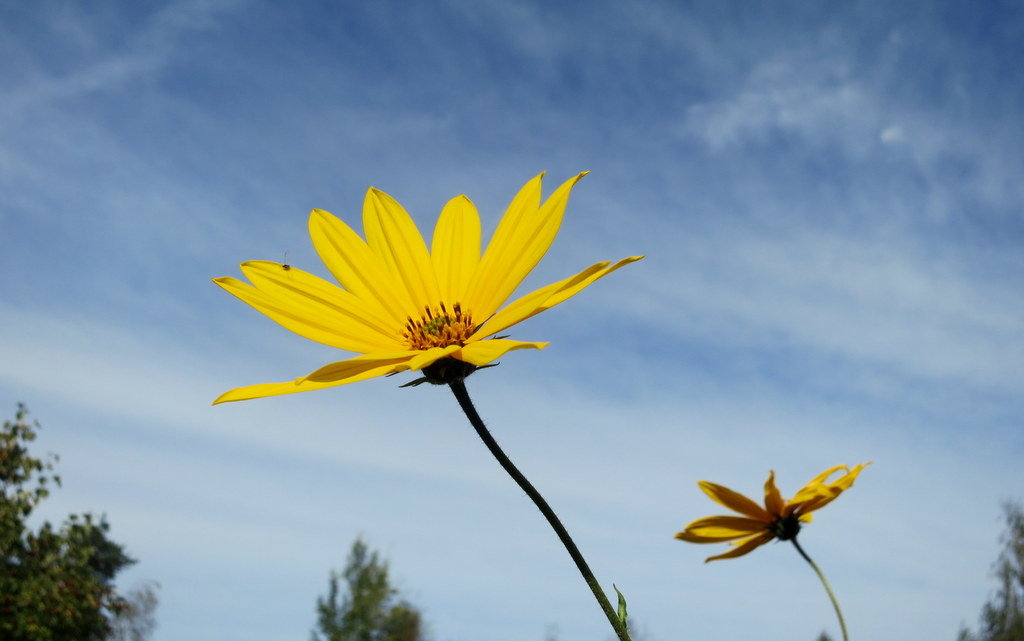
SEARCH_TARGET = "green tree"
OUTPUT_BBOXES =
[312,538,424,641]
[960,502,1024,641]
[1,405,135,641]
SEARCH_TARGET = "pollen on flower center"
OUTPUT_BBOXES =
[403,302,476,351]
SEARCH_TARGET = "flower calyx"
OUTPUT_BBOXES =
[769,514,802,541]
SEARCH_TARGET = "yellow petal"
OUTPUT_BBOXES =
[238,261,402,350]
[462,173,542,314]
[704,533,774,563]
[792,462,869,498]
[698,481,772,521]
[675,516,766,542]
[465,173,586,320]
[406,345,462,371]
[214,275,391,353]
[301,351,418,382]
[469,256,643,340]
[794,462,870,514]
[830,462,870,490]
[457,338,548,367]
[431,195,481,306]
[764,470,785,516]
[791,464,850,503]
[212,354,414,404]
[363,188,440,316]
[308,209,411,324]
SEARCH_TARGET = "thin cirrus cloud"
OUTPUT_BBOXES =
[2,2,1023,641]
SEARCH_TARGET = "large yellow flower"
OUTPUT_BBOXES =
[676,463,869,562]
[213,172,642,403]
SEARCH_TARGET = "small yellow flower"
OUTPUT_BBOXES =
[676,463,869,562]
[213,172,642,403]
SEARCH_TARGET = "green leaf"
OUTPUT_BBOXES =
[613,584,627,626]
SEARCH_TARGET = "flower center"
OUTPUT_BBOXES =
[769,514,802,541]
[403,302,476,351]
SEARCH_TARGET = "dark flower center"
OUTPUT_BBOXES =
[769,514,802,541]
[403,302,476,351]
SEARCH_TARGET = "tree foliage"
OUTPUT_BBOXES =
[1,405,136,641]
[312,538,424,641]
[960,502,1024,641]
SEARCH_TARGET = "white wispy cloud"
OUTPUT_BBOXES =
[676,39,1024,223]
[630,224,1024,392]
[1,0,248,122]
[3,2,1022,640]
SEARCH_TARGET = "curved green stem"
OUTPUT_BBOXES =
[448,379,632,641]
[791,537,849,641]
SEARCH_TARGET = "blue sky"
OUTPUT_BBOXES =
[2,1,1023,640]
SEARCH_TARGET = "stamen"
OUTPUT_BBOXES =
[403,302,476,351]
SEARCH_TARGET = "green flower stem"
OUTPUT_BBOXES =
[791,537,849,641]
[448,379,632,641]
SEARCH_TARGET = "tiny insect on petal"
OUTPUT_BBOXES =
[213,173,642,403]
